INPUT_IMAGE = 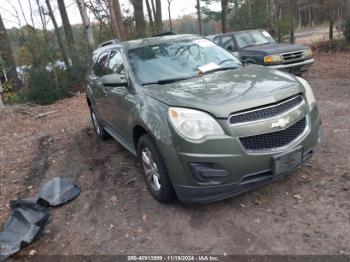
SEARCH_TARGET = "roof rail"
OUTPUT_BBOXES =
[97,39,121,48]
[152,31,178,37]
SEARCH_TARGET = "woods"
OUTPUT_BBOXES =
[0,0,349,106]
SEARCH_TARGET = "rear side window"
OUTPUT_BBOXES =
[94,51,109,77]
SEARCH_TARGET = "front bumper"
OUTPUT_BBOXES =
[174,149,314,204]
[268,59,314,74]
[158,106,321,204]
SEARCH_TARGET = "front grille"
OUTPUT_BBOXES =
[282,51,304,63]
[240,117,306,151]
[229,96,303,124]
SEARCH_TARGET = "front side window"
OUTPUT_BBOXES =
[94,51,109,77]
[108,50,126,77]
[221,36,236,51]
[235,30,275,49]
[213,37,220,44]
[128,38,242,85]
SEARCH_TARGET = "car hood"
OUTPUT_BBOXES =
[241,43,308,55]
[143,65,303,118]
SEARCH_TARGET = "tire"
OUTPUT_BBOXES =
[137,134,176,203]
[89,107,109,140]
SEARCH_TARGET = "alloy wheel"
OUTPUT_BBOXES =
[141,147,161,191]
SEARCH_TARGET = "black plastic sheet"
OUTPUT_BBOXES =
[0,177,80,260]
[38,177,80,207]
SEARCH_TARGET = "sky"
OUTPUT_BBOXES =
[0,0,221,29]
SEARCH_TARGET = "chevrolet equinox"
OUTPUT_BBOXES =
[85,34,321,204]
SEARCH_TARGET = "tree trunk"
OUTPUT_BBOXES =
[36,0,48,37]
[168,0,173,31]
[76,0,95,50]
[329,15,334,40]
[0,14,20,92]
[131,0,146,38]
[290,16,295,44]
[57,0,76,50]
[267,0,278,37]
[155,0,162,33]
[0,91,4,108]
[196,0,203,35]
[151,0,157,24]
[221,0,229,33]
[113,0,126,40]
[247,0,252,28]
[145,0,155,33]
[107,0,121,39]
[345,0,350,43]
[0,80,4,108]
[46,0,71,68]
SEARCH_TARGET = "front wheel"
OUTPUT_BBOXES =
[89,107,109,140]
[137,134,175,203]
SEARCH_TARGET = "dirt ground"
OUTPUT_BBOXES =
[0,51,350,257]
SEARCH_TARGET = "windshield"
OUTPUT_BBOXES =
[235,30,275,49]
[127,38,242,85]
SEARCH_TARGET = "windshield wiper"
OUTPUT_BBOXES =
[142,76,195,86]
[243,42,271,48]
[202,66,239,75]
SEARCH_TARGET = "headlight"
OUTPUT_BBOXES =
[168,107,225,140]
[303,49,313,58]
[264,55,282,64]
[296,76,316,109]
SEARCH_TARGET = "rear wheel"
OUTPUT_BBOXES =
[137,134,175,203]
[89,107,109,140]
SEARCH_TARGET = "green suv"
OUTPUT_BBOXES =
[85,34,321,204]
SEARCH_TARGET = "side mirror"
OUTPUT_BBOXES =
[226,46,234,52]
[101,73,128,87]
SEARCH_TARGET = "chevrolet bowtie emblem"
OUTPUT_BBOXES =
[271,117,290,129]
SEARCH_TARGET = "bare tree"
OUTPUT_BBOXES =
[27,0,36,30]
[0,90,4,108]
[57,0,76,50]
[221,0,228,33]
[4,0,23,33]
[154,0,162,33]
[150,0,156,23]
[36,0,49,41]
[0,14,20,92]
[17,0,31,27]
[86,0,109,27]
[113,0,126,40]
[167,0,173,31]
[107,0,121,38]
[145,0,155,33]
[77,0,95,49]
[266,0,278,37]
[196,0,203,35]
[345,0,350,43]
[107,0,126,40]
[131,0,146,38]
[46,0,71,68]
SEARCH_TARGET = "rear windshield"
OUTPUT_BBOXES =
[127,38,242,85]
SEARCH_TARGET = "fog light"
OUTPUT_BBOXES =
[189,163,228,182]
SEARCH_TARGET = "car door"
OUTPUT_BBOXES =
[89,51,110,121]
[103,49,135,142]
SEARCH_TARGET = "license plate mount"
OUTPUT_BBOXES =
[273,147,303,175]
